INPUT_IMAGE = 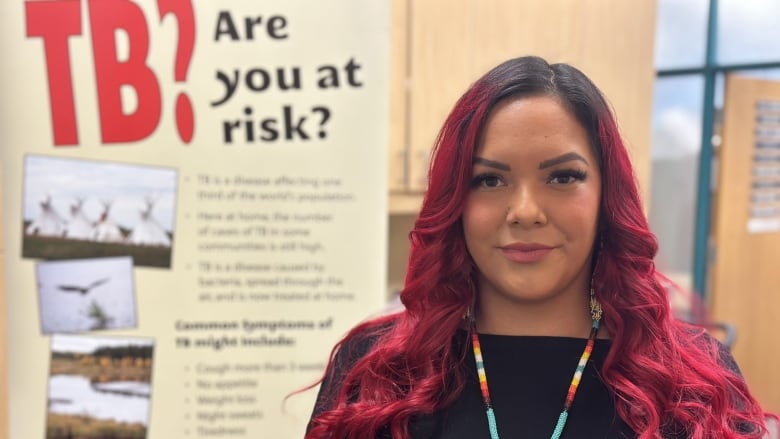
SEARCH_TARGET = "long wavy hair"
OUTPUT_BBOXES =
[306,56,770,439]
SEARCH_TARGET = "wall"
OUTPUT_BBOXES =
[1,170,7,439]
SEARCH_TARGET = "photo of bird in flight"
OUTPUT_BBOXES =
[57,278,110,295]
[37,257,136,334]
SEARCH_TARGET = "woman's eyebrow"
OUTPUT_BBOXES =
[473,157,511,171]
[539,152,588,169]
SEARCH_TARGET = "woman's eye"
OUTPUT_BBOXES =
[548,169,587,185]
[550,175,575,184]
[471,174,503,189]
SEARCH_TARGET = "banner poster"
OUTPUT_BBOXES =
[0,1,390,438]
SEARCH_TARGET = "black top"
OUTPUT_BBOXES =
[310,327,742,439]
[424,334,636,439]
[311,329,637,438]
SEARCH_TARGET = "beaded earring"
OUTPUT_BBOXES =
[590,284,603,322]
[590,237,605,322]
[463,304,471,321]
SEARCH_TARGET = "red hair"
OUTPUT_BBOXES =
[306,56,770,438]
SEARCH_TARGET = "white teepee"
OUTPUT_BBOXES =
[92,201,125,243]
[128,196,171,246]
[26,195,66,237]
[64,198,95,240]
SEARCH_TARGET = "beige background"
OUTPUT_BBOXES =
[1,172,7,439]
[1,1,389,438]
[387,0,656,203]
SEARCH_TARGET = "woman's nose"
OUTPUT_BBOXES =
[505,186,547,227]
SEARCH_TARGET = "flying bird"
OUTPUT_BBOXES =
[57,277,110,295]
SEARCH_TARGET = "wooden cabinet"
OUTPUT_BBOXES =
[711,75,780,412]
[387,0,658,290]
[388,0,410,194]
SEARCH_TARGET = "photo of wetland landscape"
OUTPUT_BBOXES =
[46,335,154,439]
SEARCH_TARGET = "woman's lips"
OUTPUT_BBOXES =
[499,244,554,263]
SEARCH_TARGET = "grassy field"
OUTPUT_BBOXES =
[47,413,146,439]
[51,356,152,383]
[22,234,171,268]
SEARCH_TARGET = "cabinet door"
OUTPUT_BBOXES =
[712,74,780,413]
[406,0,656,195]
[388,0,409,194]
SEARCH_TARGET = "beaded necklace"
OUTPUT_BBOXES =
[470,317,600,439]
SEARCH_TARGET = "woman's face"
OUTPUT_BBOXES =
[463,95,601,313]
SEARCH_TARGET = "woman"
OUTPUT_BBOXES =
[306,56,771,438]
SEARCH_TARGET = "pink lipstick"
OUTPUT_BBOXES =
[500,243,554,263]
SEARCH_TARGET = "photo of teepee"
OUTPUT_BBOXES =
[36,257,137,335]
[22,155,177,268]
[46,335,154,439]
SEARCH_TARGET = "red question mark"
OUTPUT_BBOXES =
[158,0,195,143]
